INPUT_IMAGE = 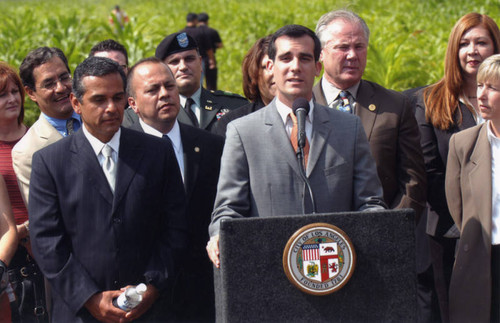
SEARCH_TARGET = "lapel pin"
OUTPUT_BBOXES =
[194,147,200,153]
[368,104,376,112]
[204,105,213,110]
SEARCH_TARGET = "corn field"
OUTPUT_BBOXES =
[0,0,499,125]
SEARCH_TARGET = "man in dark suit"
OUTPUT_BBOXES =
[125,57,223,322]
[28,57,187,322]
[122,32,248,132]
[207,24,386,268]
[312,9,426,217]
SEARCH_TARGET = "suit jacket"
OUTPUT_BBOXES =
[28,127,188,322]
[127,121,223,321]
[445,124,492,323]
[209,100,385,236]
[122,88,248,133]
[414,93,476,236]
[12,114,63,204]
[314,79,426,217]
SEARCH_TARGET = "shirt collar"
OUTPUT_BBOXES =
[42,111,82,136]
[488,120,500,144]
[82,124,121,157]
[139,118,182,154]
[321,78,360,106]
[179,86,202,108]
[275,97,314,125]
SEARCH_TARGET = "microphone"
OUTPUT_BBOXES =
[292,98,310,150]
[291,98,316,214]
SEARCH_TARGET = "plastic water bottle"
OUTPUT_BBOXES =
[113,283,147,311]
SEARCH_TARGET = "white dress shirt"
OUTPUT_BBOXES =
[82,124,120,167]
[488,121,500,244]
[139,118,185,182]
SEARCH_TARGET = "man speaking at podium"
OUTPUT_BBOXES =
[207,25,385,268]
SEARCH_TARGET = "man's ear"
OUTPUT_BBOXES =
[315,61,322,77]
[266,59,274,73]
[25,86,37,103]
[128,97,139,115]
[70,93,82,115]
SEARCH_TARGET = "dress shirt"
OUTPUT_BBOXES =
[488,121,500,244]
[82,124,120,169]
[180,87,202,124]
[276,98,313,143]
[43,112,81,137]
[139,118,185,181]
[321,77,360,111]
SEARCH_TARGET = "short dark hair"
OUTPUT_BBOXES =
[73,56,126,101]
[268,25,321,62]
[198,12,209,23]
[19,47,70,90]
[242,35,272,102]
[89,39,129,65]
[186,13,198,23]
[127,57,172,97]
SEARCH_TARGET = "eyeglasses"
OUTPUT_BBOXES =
[37,73,72,91]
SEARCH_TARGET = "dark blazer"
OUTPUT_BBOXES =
[414,94,476,236]
[28,127,188,322]
[212,99,266,137]
[122,88,248,133]
[127,121,224,322]
[313,79,426,217]
[445,124,492,323]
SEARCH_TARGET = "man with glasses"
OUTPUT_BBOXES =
[13,47,81,205]
[10,46,79,322]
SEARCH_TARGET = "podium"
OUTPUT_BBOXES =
[214,209,416,322]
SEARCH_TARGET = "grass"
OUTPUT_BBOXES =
[0,0,498,125]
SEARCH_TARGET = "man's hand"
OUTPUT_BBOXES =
[84,290,127,323]
[206,235,220,268]
[124,284,159,321]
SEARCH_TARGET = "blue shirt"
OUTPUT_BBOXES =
[42,112,82,137]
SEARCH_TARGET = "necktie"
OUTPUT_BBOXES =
[184,98,199,128]
[101,144,116,193]
[66,118,74,135]
[289,112,310,169]
[338,91,352,113]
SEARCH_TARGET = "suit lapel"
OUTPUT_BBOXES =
[307,104,331,176]
[469,125,492,245]
[112,128,144,214]
[71,131,114,204]
[36,115,63,142]
[180,124,199,198]
[355,80,377,140]
[199,89,219,130]
[312,81,328,106]
[266,101,302,177]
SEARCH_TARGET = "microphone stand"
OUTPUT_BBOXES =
[296,146,317,214]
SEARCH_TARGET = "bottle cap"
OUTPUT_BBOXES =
[136,283,147,294]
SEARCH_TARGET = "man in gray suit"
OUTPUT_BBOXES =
[206,24,385,268]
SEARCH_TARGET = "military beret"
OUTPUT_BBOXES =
[155,32,199,60]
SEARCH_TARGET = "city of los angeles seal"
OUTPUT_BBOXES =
[283,223,356,295]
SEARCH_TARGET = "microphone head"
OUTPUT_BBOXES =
[292,97,310,114]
